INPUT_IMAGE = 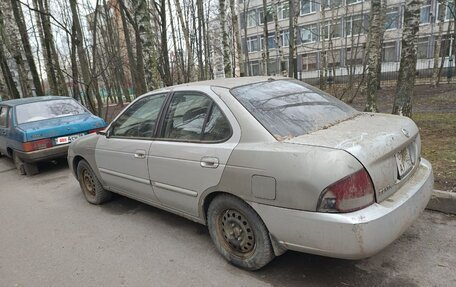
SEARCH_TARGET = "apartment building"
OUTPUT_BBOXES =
[238,0,455,79]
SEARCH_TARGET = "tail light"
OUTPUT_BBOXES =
[23,139,53,152]
[317,169,375,213]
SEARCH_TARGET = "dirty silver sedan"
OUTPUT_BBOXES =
[68,77,433,270]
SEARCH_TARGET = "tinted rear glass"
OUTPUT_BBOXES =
[16,99,87,124]
[230,79,359,139]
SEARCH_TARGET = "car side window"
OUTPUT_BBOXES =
[162,93,212,141]
[111,94,167,138]
[203,105,231,141]
[0,107,8,127]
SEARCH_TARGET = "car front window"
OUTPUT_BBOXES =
[230,79,360,139]
[15,99,87,124]
[111,94,167,138]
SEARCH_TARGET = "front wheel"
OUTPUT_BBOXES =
[207,194,275,270]
[77,160,111,204]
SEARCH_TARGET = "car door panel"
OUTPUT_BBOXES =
[147,87,241,216]
[0,106,9,154]
[96,137,158,202]
[95,93,167,203]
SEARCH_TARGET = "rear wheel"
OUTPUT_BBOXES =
[77,160,111,204]
[207,194,275,270]
[13,152,39,175]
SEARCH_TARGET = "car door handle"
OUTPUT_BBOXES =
[134,150,146,159]
[200,157,219,168]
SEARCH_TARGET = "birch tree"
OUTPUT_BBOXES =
[392,0,421,117]
[219,0,232,77]
[364,0,383,112]
[10,0,44,96]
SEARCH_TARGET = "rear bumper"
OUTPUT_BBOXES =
[16,145,69,163]
[250,158,434,260]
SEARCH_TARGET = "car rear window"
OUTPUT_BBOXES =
[16,99,87,124]
[230,79,360,139]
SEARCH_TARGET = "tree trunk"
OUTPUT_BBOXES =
[364,0,383,112]
[262,0,269,75]
[288,0,294,78]
[0,41,20,99]
[431,0,446,87]
[230,0,244,77]
[175,0,194,81]
[10,0,44,96]
[392,0,421,117]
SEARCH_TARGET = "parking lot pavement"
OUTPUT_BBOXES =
[0,157,455,287]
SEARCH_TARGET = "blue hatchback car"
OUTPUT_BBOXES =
[0,96,107,175]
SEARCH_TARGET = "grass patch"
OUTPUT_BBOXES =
[412,112,456,192]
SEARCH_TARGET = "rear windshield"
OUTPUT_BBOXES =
[16,99,87,124]
[230,79,359,139]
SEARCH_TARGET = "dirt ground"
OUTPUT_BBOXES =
[348,84,456,192]
[102,83,456,192]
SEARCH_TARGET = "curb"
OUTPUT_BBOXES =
[426,190,456,215]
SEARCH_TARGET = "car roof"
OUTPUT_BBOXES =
[154,76,290,93]
[0,96,71,107]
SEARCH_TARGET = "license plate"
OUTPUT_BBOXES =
[396,146,413,179]
[55,133,85,145]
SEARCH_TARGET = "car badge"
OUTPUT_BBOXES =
[401,128,410,138]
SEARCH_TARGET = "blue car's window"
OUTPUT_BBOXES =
[230,79,360,139]
[15,99,87,124]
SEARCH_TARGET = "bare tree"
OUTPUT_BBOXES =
[392,0,421,117]
[364,0,384,112]
[10,0,44,96]
[219,0,232,77]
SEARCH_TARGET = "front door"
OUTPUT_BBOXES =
[148,89,240,216]
[95,93,167,203]
[0,106,9,155]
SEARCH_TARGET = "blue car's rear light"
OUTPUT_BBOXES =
[23,139,53,152]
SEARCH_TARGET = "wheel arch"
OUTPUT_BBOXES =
[201,190,287,257]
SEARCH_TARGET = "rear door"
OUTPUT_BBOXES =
[95,93,167,203]
[147,87,241,216]
[0,106,9,155]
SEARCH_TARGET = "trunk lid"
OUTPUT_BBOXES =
[18,113,106,143]
[285,113,421,202]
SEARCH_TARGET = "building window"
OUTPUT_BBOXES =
[438,2,455,21]
[302,53,318,71]
[247,10,257,27]
[345,14,365,36]
[322,20,342,40]
[278,3,289,20]
[325,49,341,68]
[268,60,279,75]
[385,7,400,30]
[249,61,260,76]
[346,0,363,5]
[247,36,259,52]
[346,47,364,66]
[420,0,431,24]
[300,24,319,43]
[416,37,429,59]
[281,30,290,47]
[300,0,316,15]
[321,0,342,9]
[259,6,274,24]
[260,34,277,49]
[382,42,397,62]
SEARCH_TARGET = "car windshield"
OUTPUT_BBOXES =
[15,99,87,124]
[230,79,360,139]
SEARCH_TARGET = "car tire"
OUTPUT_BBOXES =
[207,194,275,270]
[13,152,39,176]
[77,160,111,205]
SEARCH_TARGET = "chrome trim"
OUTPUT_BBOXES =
[152,181,198,197]
[98,168,150,185]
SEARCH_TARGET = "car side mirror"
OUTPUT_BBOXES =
[97,129,108,137]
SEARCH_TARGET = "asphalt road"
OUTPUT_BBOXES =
[1,157,455,287]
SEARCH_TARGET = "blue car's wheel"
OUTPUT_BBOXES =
[13,151,38,176]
